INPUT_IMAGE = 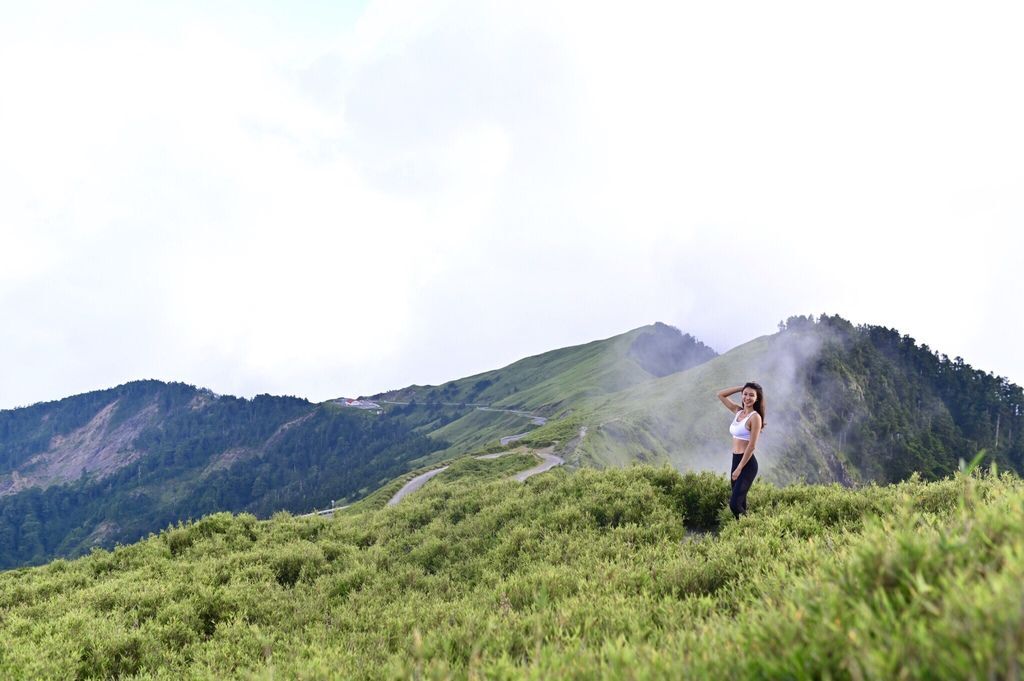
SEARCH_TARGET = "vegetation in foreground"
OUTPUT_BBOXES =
[0,461,1021,679]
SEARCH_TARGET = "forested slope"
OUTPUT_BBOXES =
[0,382,446,568]
[0,321,718,569]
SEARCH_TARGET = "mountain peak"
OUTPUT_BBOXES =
[626,322,718,378]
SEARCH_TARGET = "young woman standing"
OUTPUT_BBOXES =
[716,382,766,519]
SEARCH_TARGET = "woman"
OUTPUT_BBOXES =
[716,382,766,519]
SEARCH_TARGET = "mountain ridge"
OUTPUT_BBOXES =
[534,315,1023,485]
[1,315,1022,569]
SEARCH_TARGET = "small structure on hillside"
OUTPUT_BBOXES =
[336,398,382,411]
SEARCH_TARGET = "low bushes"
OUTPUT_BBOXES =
[0,465,1020,679]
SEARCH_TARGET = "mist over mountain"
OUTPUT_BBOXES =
[1,316,1020,569]
[626,323,717,377]
[369,323,717,456]
[565,315,1023,485]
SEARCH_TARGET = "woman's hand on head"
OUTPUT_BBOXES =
[717,386,743,413]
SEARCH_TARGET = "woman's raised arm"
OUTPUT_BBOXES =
[717,385,744,413]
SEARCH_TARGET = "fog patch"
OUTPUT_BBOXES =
[578,323,839,484]
[626,323,717,378]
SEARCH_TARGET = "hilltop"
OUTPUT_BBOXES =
[0,382,444,568]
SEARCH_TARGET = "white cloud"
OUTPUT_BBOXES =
[1,0,1022,409]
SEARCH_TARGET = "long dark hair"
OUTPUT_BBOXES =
[743,381,767,430]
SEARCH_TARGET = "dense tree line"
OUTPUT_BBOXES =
[0,383,448,569]
[783,314,1024,482]
[0,381,176,472]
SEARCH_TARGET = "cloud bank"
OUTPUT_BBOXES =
[2,0,1021,408]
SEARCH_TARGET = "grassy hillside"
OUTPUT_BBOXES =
[371,323,716,453]
[1,461,1020,679]
[545,315,1024,485]
[5,315,1020,572]
[559,326,836,479]
[0,325,715,569]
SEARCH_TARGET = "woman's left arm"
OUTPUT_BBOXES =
[732,414,762,479]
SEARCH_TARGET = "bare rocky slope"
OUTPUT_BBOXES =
[0,381,444,568]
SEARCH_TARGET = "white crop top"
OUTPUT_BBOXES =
[729,410,754,441]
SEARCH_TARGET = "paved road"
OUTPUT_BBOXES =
[303,405,566,513]
[500,432,529,446]
[386,466,451,506]
[513,451,565,482]
[375,401,547,426]
[385,447,564,506]
[474,452,508,460]
[476,407,547,426]
[299,504,350,518]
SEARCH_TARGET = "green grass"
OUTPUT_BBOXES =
[386,325,677,463]
[550,328,854,481]
[1,463,1021,679]
[516,415,583,449]
[378,326,657,411]
[427,410,541,459]
[343,449,540,513]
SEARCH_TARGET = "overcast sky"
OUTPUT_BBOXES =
[2,0,1022,409]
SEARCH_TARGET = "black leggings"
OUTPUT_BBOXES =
[730,453,758,519]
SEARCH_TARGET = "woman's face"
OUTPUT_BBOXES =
[741,388,758,409]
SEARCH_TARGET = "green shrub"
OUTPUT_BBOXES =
[1,464,1021,680]
[270,542,326,588]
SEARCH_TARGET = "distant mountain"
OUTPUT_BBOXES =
[0,381,446,568]
[3,315,1021,570]
[0,324,715,568]
[559,315,1024,485]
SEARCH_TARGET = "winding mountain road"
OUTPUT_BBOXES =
[376,401,548,430]
[303,405,569,514]
[386,466,451,506]
[385,446,564,506]
[512,451,565,482]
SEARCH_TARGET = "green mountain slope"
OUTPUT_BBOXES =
[3,314,1021,572]
[552,315,1024,485]
[372,322,717,454]
[0,324,716,569]
[1,462,1020,678]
